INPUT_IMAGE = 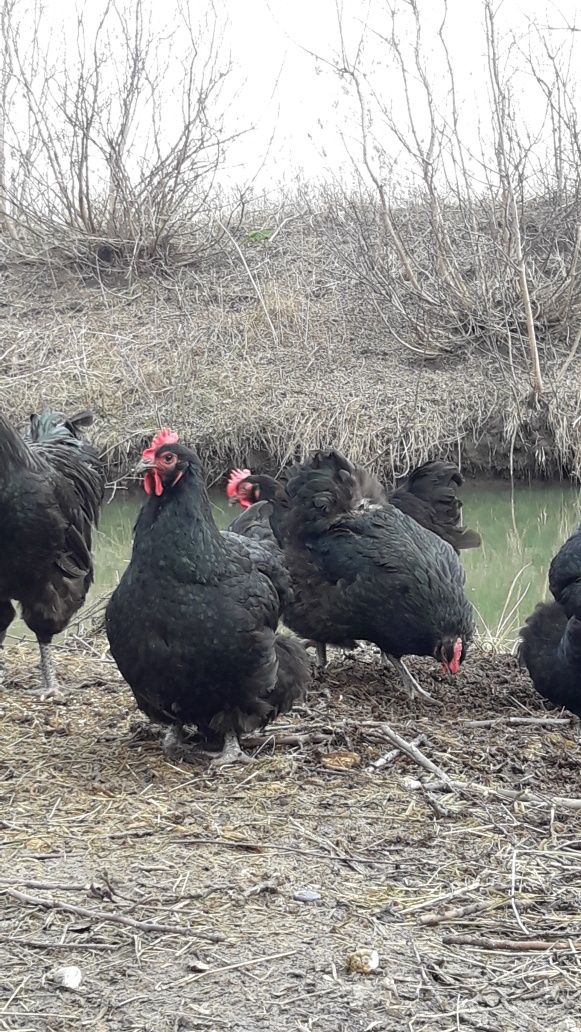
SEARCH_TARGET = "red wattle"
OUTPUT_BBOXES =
[144,469,163,496]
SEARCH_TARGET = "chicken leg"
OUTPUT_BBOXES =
[162,724,194,761]
[163,726,253,768]
[300,639,328,669]
[383,654,436,703]
[208,730,253,768]
[0,601,16,688]
[37,641,66,703]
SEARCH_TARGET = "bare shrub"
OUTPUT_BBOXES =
[0,0,241,266]
[302,0,581,400]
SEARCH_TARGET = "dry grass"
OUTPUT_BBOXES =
[1,640,581,1031]
[2,251,581,484]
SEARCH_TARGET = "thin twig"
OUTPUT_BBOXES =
[4,888,223,942]
[443,934,571,951]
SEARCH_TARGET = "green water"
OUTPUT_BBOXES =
[461,481,581,646]
[9,481,581,647]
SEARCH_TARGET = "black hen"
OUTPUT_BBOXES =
[228,455,480,555]
[519,526,581,715]
[226,469,289,545]
[227,451,479,669]
[279,459,475,700]
[106,430,310,766]
[0,407,105,698]
[387,461,481,553]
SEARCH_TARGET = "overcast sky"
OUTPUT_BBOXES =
[8,0,581,196]
[223,0,581,190]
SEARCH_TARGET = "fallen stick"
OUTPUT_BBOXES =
[443,934,570,951]
[372,724,452,783]
[365,733,426,772]
[0,878,87,892]
[4,889,223,942]
[244,732,330,748]
[460,717,572,729]
[400,881,481,917]
[0,935,118,950]
[419,900,498,926]
[168,948,300,989]
[405,777,581,812]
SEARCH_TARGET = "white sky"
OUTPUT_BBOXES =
[7,0,581,196]
[223,0,581,190]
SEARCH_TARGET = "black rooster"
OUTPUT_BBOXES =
[518,526,581,716]
[0,408,105,699]
[105,430,310,766]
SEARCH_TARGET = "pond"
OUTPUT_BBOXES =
[9,479,581,650]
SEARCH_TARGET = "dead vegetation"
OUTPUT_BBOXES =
[2,2,581,477]
[1,241,581,485]
[1,641,581,1030]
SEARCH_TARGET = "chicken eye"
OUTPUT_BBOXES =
[163,454,174,464]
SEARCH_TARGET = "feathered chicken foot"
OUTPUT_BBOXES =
[36,642,66,703]
[300,640,328,669]
[384,654,436,703]
[206,730,253,769]
[162,725,200,762]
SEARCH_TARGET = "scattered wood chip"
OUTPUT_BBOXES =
[321,750,361,770]
[346,948,380,974]
[244,876,280,898]
[187,958,211,973]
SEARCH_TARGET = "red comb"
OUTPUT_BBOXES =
[449,637,463,674]
[226,467,252,499]
[142,428,179,462]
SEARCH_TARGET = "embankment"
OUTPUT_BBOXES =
[1,265,579,481]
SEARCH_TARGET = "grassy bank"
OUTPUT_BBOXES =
[1,217,581,483]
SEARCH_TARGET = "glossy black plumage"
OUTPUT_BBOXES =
[228,451,478,668]
[519,526,581,715]
[387,461,481,553]
[0,407,104,650]
[233,453,481,555]
[280,462,475,664]
[106,446,309,746]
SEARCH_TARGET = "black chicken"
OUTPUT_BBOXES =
[518,526,581,715]
[282,460,474,698]
[227,451,480,675]
[0,408,105,699]
[388,461,482,553]
[105,430,310,766]
[230,454,474,699]
[227,455,481,555]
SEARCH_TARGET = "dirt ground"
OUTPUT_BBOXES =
[1,643,581,1032]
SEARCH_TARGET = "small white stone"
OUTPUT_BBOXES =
[293,888,321,903]
[48,966,83,990]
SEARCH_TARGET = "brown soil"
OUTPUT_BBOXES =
[1,643,580,1031]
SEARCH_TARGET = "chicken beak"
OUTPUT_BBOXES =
[135,457,154,475]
